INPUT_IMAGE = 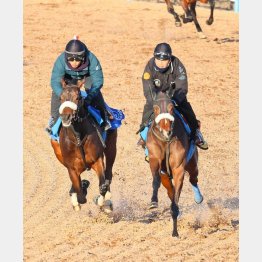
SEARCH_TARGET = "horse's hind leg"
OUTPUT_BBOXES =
[92,158,111,209]
[165,0,182,27]
[104,130,117,186]
[190,3,206,38]
[180,0,193,23]
[206,0,215,25]
[103,129,117,212]
[186,155,203,204]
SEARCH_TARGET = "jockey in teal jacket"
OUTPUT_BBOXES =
[46,36,111,133]
[50,50,103,99]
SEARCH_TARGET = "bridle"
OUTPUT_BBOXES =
[152,97,175,142]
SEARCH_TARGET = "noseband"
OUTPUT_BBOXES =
[152,97,175,142]
[59,88,87,124]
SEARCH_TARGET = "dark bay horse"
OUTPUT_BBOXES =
[146,92,203,237]
[165,0,215,38]
[51,79,117,213]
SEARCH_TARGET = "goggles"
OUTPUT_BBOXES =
[67,55,84,62]
[154,52,171,61]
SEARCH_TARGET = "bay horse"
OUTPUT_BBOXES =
[50,79,117,213]
[146,91,203,237]
[165,0,215,38]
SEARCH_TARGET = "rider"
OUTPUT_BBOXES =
[46,35,111,133]
[137,42,208,150]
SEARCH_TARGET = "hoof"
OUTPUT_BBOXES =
[73,204,81,211]
[175,21,182,27]
[172,231,179,238]
[105,191,112,200]
[103,200,113,214]
[206,19,213,26]
[149,201,158,209]
[197,32,207,39]
[195,195,204,204]
[93,195,105,207]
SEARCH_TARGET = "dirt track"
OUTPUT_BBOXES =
[24,0,239,261]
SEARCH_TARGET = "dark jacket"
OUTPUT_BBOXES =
[50,50,104,99]
[142,56,188,106]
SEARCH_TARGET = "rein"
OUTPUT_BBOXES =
[68,125,90,171]
[151,120,181,179]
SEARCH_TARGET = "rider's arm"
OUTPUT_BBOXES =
[172,58,188,105]
[86,52,104,100]
[50,53,66,97]
[142,62,158,104]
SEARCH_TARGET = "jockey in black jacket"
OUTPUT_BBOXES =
[138,42,208,150]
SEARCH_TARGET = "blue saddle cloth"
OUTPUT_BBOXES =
[140,108,195,164]
[49,91,125,142]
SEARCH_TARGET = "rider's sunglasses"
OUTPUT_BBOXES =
[154,52,171,61]
[67,56,83,62]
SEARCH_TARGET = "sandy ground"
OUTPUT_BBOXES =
[23,0,239,261]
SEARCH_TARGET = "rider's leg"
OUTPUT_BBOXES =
[137,103,153,147]
[89,91,111,131]
[46,91,61,134]
[176,98,208,150]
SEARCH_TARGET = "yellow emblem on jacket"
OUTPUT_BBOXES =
[143,72,151,80]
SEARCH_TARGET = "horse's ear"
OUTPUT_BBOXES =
[167,103,174,114]
[153,105,160,116]
[61,78,67,88]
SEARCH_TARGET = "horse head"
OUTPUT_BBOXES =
[153,92,174,140]
[59,78,85,127]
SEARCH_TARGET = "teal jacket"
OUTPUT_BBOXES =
[50,50,104,99]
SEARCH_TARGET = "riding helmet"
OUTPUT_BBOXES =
[65,36,86,62]
[153,43,172,61]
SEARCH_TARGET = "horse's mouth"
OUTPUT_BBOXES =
[61,115,73,127]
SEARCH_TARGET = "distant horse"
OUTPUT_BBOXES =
[165,0,215,38]
[51,79,117,212]
[146,92,203,237]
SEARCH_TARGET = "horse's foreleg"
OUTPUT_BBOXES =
[149,158,161,209]
[68,169,86,211]
[206,0,215,25]
[165,0,182,27]
[170,166,185,237]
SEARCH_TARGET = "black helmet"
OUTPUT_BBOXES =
[153,43,172,60]
[65,36,86,62]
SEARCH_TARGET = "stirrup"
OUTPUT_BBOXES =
[195,130,208,150]
[196,140,209,150]
[101,120,111,131]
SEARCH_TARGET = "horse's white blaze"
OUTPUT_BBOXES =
[155,113,174,124]
[70,193,78,206]
[163,130,169,138]
[97,195,105,206]
[59,101,77,114]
